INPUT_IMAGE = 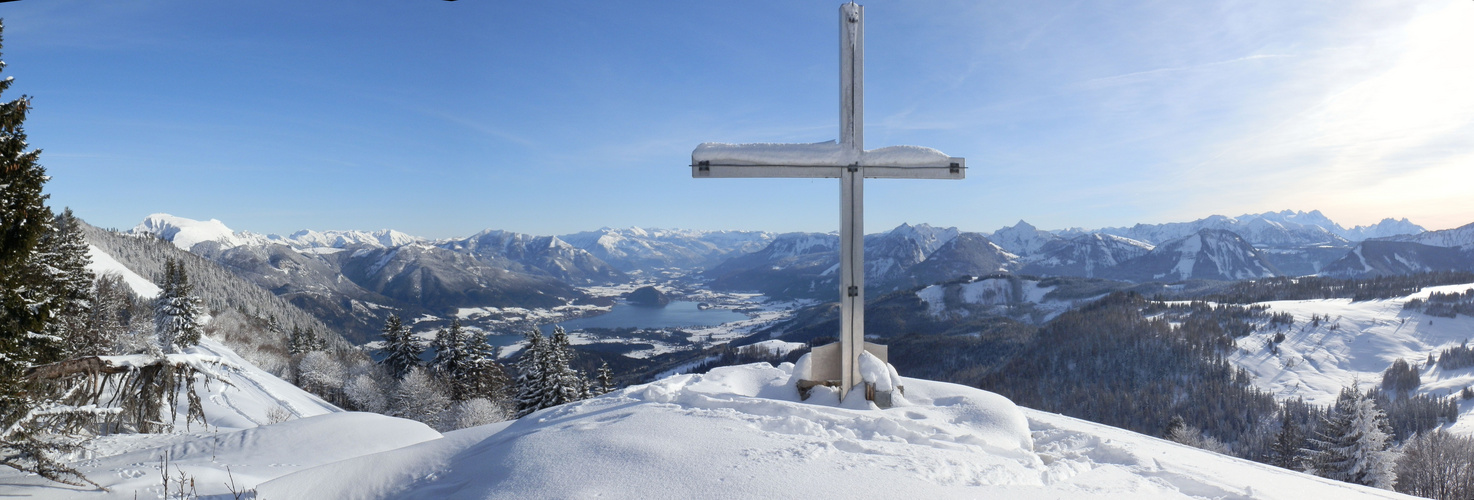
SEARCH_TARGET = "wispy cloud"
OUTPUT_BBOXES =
[1075,54,1291,90]
[1181,0,1474,228]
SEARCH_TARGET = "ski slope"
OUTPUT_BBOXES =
[1229,282,1474,434]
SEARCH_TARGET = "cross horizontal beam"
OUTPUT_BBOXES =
[691,160,965,180]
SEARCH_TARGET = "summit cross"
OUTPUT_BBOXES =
[690,3,965,401]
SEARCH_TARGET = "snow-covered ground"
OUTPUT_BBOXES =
[4,345,1416,498]
[1229,282,1474,434]
[257,363,1410,499]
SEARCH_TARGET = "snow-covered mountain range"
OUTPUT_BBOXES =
[1070,210,1423,247]
[558,226,774,272]
[703,223,995,298]
[121,211,1474,341]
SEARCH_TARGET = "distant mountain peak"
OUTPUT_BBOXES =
[132,213,265,251]
[989,220,1059,257]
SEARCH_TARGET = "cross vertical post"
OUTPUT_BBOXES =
[690,2,965,404]
[838,2,865,399]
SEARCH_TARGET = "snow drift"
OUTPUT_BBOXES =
[259,363,1413,499]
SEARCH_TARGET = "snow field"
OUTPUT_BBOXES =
[1229,282,1474,434]
[85,245,161,299]
[2,413,441,499]
[259,363,1411,499]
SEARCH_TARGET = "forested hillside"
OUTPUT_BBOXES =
[81,222,342,346]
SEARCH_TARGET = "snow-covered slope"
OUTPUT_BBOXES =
[1021,232,1153,278]
[0,334,360,498]
[84,244,161,299]
[916,275,1089,324]
[1101,229,1279,282]
[1229,283,1474,435]
[259,363,1410,499]
[1381,221,1474,250]
[864,223,960,283]
[1321,241,1472,278]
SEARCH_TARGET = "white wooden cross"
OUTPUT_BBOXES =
[691,2,965,400]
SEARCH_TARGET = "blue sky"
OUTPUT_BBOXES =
[5,0,1472,238]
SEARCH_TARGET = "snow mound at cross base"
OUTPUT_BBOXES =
[259,362,1038,499]
[259,363,1415,499]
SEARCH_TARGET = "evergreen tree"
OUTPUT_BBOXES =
[430,319,471,400]
[0,22,95,487]
[1308,386,1400,489]
[86,273,131,355]
[514,328,550,418]
[288,325,305,355]
[462,328,509,402]
[376,314,422,379]
[512,329,601,417]
[153,258,202,352]
[596,361,614,395]
[299,327,326,353]
[38,209,95,357]
[1267,411,1306,471]
[546,326,590,404]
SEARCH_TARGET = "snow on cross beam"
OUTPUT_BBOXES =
[691,141,965,178]
[689,3,965,403]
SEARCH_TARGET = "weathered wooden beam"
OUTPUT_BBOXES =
[23,356,132,380]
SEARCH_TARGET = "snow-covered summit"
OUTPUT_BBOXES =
[131,213,267,251]
[1343,218,1427,242]
[259,362,1410,499]
[990,220,1061,257]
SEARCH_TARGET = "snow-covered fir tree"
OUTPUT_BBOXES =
[376,314,422,379]
[511,327,593,418]
[288,325,327,355]
[544,326,591,405]
[513,329,550,418]
[1267,410,1307,471]
[37,209,95,357]
[0,24,97,486]
[430,319,472,399]
[86,273,132,355]
[595,361,614,395]
[153,258,203,352]
[461,327,509,402]
[1307,386,1400,489]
